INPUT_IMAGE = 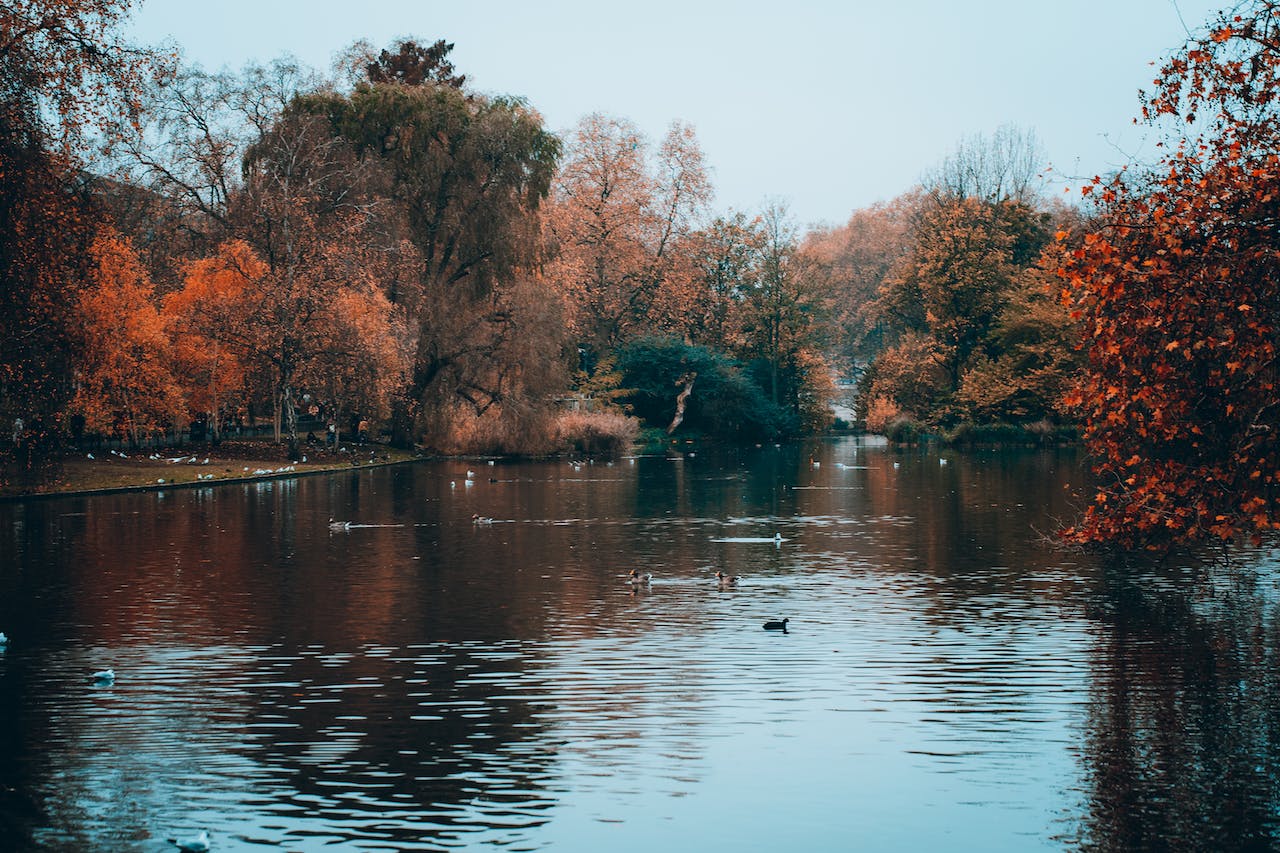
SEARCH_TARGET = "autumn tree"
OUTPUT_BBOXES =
[685,212,765,349]
[0,0,157,478]
[736,202,836,431]
[295,50,561,447]
[1054,1,1280,549]
[236,105,396,455]
[545,114,711,361]
[119,55,416,453]
[168,234,409,456]
[163,243,252,441]
[953,266,1081,424]
[859,178,1070,430]
[71,231,183,444]
[802,192,919,371]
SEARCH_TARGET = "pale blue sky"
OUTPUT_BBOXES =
[126,0,1227,227]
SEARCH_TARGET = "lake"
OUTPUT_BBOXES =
[2,437,1279,851]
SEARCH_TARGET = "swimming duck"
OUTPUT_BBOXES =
[328,519,352,531]
[628,569,652,585]
[762,618,789,631]
[92,668,115,684]
[472,514,494,525]
[715,571,739,587]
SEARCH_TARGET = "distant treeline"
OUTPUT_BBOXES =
[6,1,1280,552]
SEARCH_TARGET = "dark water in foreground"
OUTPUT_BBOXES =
[2,438,1280,851]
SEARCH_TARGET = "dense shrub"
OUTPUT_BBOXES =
[555,410,639,457]
[617,337,790,441]
[882,416,923,444]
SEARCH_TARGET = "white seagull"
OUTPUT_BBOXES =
[169,830,210,852]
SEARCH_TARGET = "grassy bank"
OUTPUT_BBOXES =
[1,440,420,499]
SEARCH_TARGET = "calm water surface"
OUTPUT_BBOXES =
[2,438,1280,851]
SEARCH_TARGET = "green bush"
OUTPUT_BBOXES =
[883,416,923,444]
[938,419,1080,446]
[617,337,790,441]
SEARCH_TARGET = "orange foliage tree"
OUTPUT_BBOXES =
[163,241,259,440]
[72,232,184,444]
[802,192,919,370]
[0,0,156,476]
[169,233,409,456]
[1054,1,1280,549]
[545,114,711,360]
[737,202,836,425]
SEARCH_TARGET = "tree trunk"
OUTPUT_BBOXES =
[667,372,697,434]
[282,383,300,460]
[388,396,415,449]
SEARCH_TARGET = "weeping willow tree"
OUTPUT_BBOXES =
[295,41,563,447]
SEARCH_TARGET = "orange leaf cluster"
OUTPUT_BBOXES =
[1055,1,1280,550]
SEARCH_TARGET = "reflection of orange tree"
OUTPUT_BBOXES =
[860,449,1086,610]
[1075,570,1280,850]
[58,486,560,844]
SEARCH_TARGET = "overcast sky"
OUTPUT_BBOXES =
[125,0,1228,228]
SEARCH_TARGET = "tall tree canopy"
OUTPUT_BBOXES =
[1055,1,1280,549]
[365,38,466,89]
[295,50,561,446]
[857,189,1071,432]
[72,231,183,443]
[545,114,711,358]
[0,0,156,477]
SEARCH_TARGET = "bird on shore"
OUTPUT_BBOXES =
[715,571,739,587]
[168,830,210,852]
[763,618,789,632]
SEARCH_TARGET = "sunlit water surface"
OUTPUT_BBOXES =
[3,438,1280,851]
